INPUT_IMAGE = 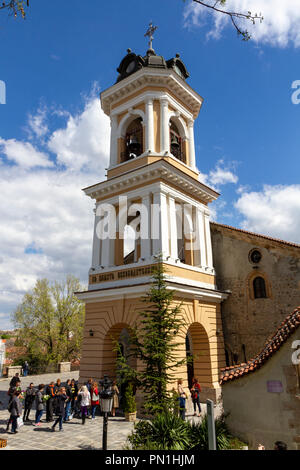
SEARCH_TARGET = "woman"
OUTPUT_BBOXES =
[190,377,201,417]
[51,387,68,432]
[77,385,91,425]
[69,379,78,418]
[35,384,45,426]
[111,380,120,417]
[9,390,22,434]
[90,382,99,420]
[177,379,186,421]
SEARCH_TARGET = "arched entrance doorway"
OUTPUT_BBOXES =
[185,322,214,395]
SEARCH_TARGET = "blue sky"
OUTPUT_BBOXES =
[1,0,300,329]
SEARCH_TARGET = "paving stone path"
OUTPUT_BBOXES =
[0,372,217,450]
[0,372,135,450]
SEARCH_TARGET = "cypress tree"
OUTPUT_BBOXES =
[116,261,188,415]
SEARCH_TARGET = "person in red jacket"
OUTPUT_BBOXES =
[90,382,99,420]
[190,377,202,417]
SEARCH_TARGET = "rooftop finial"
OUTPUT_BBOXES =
[144,22,158,51]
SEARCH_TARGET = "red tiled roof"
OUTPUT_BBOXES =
[211,222,300,249]
[220,307,300,385]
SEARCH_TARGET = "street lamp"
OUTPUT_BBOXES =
[99,375,115,451]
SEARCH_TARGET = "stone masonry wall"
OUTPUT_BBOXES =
[211,223,300,364]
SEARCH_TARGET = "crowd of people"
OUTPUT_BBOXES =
[6,373,120,434]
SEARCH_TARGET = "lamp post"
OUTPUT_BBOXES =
[99,375,115,451]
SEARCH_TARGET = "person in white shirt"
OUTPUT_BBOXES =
[77,385,91,425]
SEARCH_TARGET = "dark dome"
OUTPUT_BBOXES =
[116,49,190,83]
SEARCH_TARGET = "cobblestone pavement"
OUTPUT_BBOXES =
[0,372,218,450]
[0,372,135,450]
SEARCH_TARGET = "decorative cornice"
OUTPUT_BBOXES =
[101,68,203,119]
[83,159,219,203]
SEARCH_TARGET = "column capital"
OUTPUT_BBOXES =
[188,119,194,128]
[160,97,169,105]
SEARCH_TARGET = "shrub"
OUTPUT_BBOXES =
[188,415,231,450]
[128,412,190,450]
[127,411,232,451]
[124,384,137,414]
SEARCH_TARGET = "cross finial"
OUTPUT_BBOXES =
[144,22,158,51]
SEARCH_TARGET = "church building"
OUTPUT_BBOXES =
[77,33,300,421]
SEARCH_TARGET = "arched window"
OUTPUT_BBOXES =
[170,121,186,163]
[122,118,143,162]
[253,276,267,299]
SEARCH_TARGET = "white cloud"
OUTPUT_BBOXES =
[184,0,300,47]
[235,184,300,243]
[48,97,110,172]
[0,138,53,168]
[27,105,49,140]
[0,94,110,330]
[199,159,238,188]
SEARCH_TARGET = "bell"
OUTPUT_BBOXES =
[127,135,141,158]
[171,135,180,147]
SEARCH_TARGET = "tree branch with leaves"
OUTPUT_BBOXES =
[189,0,264,41]
[0,1,29,19]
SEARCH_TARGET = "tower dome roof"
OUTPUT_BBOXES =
[116,49,190,83]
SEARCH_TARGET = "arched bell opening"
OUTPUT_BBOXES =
[122,117,144,162]
[170,120,186,164]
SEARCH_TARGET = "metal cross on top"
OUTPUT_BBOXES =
[144,22,158,50]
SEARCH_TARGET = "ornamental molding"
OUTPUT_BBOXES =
[83,160,219,204]
[101,68,203,119]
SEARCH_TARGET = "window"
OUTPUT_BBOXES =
[170,121,186,163]
[253,276,267,299]
[249,249,262,264]
[122,118,143,162]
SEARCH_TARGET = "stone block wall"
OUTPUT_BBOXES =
[211,223,300,365]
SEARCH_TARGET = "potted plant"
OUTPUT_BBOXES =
[124,383,137,422]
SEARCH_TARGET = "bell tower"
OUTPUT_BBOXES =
[77,33,227,404]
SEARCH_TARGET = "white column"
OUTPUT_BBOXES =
[145,98,154,153]
[101,237,115,268]
[152,191,169,259]
[195,208,207,267]
[140,194,152,261]
[188,120,196,170]
[169,196,178,261]
[204,211,213,269]
[97,204,116,268]
[92,206,101,268]
[160,98,170,154]
[109,115,118,167]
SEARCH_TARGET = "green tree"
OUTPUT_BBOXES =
[116,262,188,415]
[13,275,84,367]
[0,1,29,19]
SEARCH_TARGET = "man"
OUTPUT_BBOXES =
[51,387,68,432]
[63,379,72,422]
[6,380,21,432]
[23,361,29,377]
[9,373,20,388]
[9,390,22,434]
[54,379,62,395]
[23,383,36,422]
[45,381,55,422]
[274,441,287,451]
